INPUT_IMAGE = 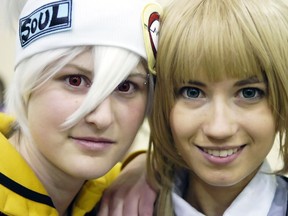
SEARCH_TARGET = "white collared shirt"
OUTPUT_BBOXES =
[172,161,279,216]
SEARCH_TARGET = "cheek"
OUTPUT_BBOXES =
[246,109,276,149]
[170,103,198,143]
[170,105,201,168]
[27,89,82,134]
[116,97,147,134]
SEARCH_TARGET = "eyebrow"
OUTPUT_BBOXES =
[63,64,148,84]
[234,76,263,86]
[187,80,206,87]
[127,71,148,79]
[64,64,92,75]
[187,76,263,87]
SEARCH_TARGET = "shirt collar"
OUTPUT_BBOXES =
[172,161,277,216]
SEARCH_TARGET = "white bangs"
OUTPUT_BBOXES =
[61,47,141,129]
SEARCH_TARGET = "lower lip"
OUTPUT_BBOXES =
[199,147,244,165]
[73,139,114,151]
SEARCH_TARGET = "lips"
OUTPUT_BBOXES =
[69,136,116,151]
[199,145,245,158]
[70,136,115,143]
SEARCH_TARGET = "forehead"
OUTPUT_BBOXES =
[67,50,94,71]
[132,60,148,75]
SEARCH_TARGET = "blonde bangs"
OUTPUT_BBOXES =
[159,0,270,90]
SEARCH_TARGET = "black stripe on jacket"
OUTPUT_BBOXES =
[0,172,54,208]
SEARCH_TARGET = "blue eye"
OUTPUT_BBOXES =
[180,87,203,99]
[240,88,264,99]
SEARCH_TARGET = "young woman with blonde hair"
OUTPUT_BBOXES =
[148,0,288,215]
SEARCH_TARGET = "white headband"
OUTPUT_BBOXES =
[16,0,162,74]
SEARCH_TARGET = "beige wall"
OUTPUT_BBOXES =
[0,0,283,172]
[0,4,15,88]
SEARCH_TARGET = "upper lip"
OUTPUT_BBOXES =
[69,136,116,144]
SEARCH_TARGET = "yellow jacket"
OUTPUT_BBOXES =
[0,113,121,215]
[0,113,15,137]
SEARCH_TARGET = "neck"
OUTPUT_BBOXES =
[43,177,83,215]
[185,172,253,216]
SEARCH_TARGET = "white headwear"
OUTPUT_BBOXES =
[16,0,162,73]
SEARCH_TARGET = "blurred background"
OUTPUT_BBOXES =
[0,0,283,172]
[0,1,15,111]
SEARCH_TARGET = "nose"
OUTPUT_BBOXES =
[202,101,238,140]
[85,97,114,130]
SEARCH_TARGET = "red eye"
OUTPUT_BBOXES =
[117,81,132,92]
[69,75,82,86]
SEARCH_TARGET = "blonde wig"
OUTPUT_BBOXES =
[148,0,288,214]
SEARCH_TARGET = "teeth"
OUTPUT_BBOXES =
[204,148,239,157]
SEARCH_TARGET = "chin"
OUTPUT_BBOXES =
[205,177,243,188]
[65,161,114,180]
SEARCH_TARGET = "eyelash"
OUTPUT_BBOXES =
[64,74,92,89]
[237,88,265,100]
[179,87,265,100]
[60,73,147,97]
[115,80,138,95]
[179,87,204,99]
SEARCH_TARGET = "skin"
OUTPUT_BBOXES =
[10,50,148,215]
[97,153,156,216]
[170,75,276,215]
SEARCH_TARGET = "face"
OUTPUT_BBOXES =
[24,50,148,180]
[170,75,276,188]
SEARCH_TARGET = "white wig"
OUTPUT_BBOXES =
[5,0,161,137]
[6,46,145,136]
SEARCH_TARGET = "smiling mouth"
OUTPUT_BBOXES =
[199,145,245,158]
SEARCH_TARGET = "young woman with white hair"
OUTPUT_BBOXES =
[0,0,161,215]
